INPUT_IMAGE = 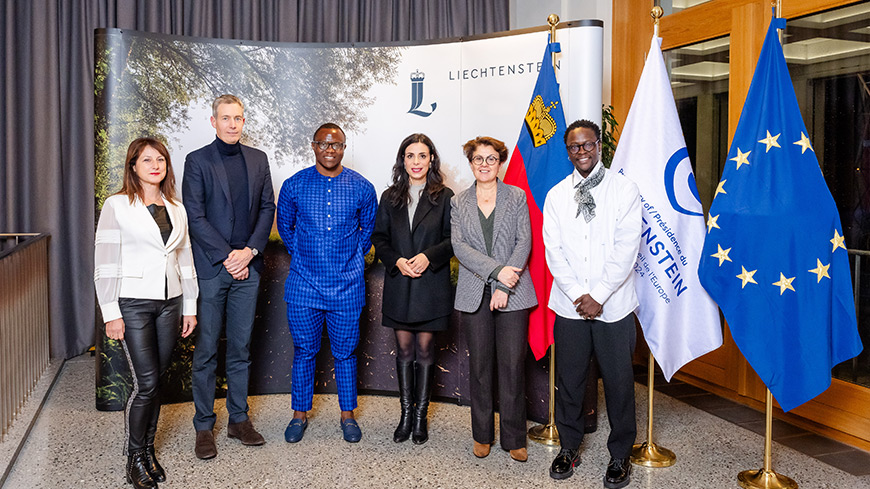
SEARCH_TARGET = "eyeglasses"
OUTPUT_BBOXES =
[567,139,600,154]
[471,155,500,166]
[312,141,346,151]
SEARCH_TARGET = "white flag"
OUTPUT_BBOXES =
[610,36,722,380]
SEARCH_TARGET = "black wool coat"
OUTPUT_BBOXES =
[371,187,455,326]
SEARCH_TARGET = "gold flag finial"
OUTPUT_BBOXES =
[547,14,559,27]
[651,6,663,36]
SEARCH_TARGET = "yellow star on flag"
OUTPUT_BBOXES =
[729,148,751,170]
[714,180,727,198]
[808,259,830,283]
[711,244,732,266]
[758,130,781,152]
[830,229,846,252]
[773,273,796,295]
[793,132,813,154]
[706,214,720,233]
[736,266,758,288]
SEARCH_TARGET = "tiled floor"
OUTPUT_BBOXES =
[2,355,870,488]
[635,367,870,477]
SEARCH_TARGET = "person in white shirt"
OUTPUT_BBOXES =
[95,137,198,489]
[543,120,641,489]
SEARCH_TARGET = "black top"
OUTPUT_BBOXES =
[147,204,173,245]
[215,137,250,249]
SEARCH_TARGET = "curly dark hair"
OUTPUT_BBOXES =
[564,119,600,144]
[383,133,446,207]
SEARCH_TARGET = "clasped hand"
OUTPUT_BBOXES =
[573,294,602,320]
[224,247,253,280]
[497,266,522,288]
[396,253,429,278]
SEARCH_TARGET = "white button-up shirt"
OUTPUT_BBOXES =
[543,163,642,322]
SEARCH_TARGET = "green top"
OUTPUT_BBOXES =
[478,207,509,293]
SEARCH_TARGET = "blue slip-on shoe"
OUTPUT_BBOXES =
[340,418,362,443]
[284,418,308,443]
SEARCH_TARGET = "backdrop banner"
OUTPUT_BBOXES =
[94,23,597,422]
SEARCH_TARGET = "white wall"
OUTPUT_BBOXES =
[509,0,612,105]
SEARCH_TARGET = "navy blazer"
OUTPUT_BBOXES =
[182,139,276,279]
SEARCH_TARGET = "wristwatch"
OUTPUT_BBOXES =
[250,247,259,257]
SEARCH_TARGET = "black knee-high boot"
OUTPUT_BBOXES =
[394,360,415,442]
[412,362,434,444]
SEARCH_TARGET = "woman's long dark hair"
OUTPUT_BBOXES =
[384,133,446,207]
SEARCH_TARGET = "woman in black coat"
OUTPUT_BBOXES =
[371,133,454,445]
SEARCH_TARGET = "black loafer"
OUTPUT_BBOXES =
[604,457,632,489]
[549,448,581,480]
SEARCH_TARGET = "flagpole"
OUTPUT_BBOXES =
[737,3,797,487]
[737,389,797,489]
[629,7,676,468]
[630,354,676,467]
[527,13,561,447]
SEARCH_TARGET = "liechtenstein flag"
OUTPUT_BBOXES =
[504,39,572,360]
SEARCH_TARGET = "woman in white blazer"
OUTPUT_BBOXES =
[94,137,197,489]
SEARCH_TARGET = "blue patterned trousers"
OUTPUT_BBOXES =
[287,304,361,412]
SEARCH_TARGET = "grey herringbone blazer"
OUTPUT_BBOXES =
[451,179,537,313]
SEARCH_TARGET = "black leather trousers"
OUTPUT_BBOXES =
[118,296,182,454]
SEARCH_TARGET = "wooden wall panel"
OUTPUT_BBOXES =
[660,0,753,50]
[727,1,769,146]
[610,0,654,135]
[782,0,864,18]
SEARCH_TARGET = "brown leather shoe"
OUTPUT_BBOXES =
[195,429,217,460]
[473,441,491,458]
[227,419,265,446]
[509,447,528,462]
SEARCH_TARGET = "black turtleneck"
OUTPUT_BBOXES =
[215,137,250,249]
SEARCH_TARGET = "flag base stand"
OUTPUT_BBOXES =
[738,469,797,489]
[528,423,560,446]
[630,354,676,467]
[529,342,560,446]
[630,441,676,467]
[737,389,798,489]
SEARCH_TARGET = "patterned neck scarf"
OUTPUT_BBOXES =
[574,165,605,222]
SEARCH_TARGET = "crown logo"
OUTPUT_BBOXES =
[524,95,559,148]
[410,70,425,82]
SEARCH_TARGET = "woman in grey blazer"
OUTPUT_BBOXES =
[451,136,536,463]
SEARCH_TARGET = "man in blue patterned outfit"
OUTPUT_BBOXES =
[276,122,377,443]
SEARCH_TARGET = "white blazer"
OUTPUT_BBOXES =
[94,194,198,322]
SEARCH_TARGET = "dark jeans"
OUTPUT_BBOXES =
[192,267,260,431]
[118,296,182,453]
[462,289,529,450]
[554,313,637,458]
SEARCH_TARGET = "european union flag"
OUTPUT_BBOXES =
[698,17,863,412]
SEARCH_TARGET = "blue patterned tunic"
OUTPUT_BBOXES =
[276,166,378,311]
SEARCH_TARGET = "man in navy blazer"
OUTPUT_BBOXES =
[182,94,276,460]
